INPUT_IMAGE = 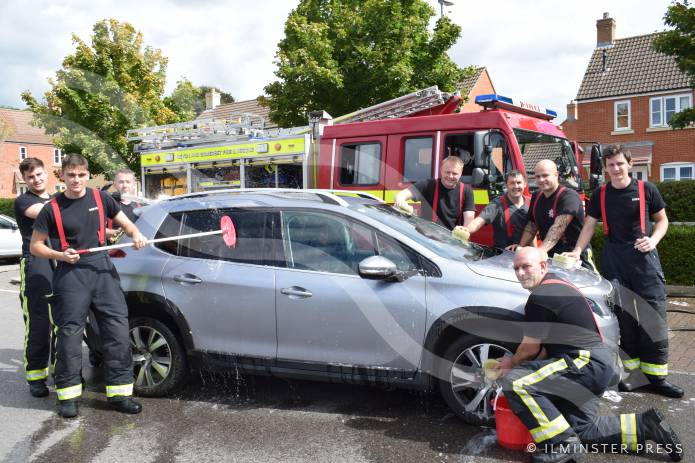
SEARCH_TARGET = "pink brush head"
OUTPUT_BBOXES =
[220,215,237,248]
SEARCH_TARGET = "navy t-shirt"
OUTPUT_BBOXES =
[408,179,475,230]
[34,189,121,252]
[529,187,585,255]
[479,195,529,248]
[586,179,665,244]
[13,191,51,255]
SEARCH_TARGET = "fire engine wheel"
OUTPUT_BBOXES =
[438,334,515,428]
[130,317,187,397]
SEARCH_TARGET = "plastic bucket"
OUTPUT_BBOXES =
[493,394,533,451]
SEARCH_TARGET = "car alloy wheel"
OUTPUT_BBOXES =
[131,324,173,388]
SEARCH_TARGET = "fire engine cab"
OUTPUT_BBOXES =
[131,87,585,245]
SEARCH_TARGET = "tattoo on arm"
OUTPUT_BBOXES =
[519,222,537,246]
[542,214,573,250]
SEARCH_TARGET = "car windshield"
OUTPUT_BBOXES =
[359,204,495,261]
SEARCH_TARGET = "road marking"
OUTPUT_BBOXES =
[0,289,19,294]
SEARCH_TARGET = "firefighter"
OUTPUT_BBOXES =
[496,247,682,463]
[13,158,54,397]
[517,160,594,269]
[564,145,682,398]
[30,154,147,418]
[459,169,530,249]
[394,156,475,230]
[106,168,140,241]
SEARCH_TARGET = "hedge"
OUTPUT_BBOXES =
[0,199,14,218]
[654,180,695,222]
[591,224,695,286]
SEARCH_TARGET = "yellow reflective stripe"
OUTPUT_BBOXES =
[512,358,569,433]
[26,368,49,381]
[640,362,668,376]
[623,358,640,371]
[621,413,638,451]
[573,350,590,369]
[56,383,82,401]
[106,384,133,398]
[359,188,491,205]
[530,414,571,442]
[47,295,57,374]
[473,189,490,205]
[19,258,29,371]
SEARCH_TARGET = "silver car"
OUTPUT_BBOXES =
[104,189,619,425]
[0,214,22,258]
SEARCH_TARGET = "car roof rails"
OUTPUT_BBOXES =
[161,188,384,207]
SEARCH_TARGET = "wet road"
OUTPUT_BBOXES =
[1,260,693,462]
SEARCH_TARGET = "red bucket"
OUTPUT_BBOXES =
[493,394,533,451]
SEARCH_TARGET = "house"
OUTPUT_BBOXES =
[458,66,496,113]
[0,108,64,197]
[562,13,695,182]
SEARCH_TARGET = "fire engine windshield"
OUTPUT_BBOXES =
[513,129,581,191]
[360,204,495,262]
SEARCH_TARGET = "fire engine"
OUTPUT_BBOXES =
[130,87,587,245]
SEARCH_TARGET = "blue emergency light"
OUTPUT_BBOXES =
[475,94,558,120]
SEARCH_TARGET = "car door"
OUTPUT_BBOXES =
[160,208,278,357]
[0,215,21,257]
[275,210,427,373]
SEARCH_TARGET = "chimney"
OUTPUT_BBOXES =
[566,100,577,122]
[596,12,615,47]
[205,89,221,110]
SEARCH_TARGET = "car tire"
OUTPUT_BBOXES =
[438,334,516,427]
[130,317,187,397]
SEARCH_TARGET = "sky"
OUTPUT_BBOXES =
[0,0,674,123]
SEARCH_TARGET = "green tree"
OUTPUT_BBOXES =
[262,0,472,127]
[653,1,695,128]
[22,19,182,177]
[164,80,235,119]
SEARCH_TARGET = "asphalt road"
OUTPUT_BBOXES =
[0,259,693,463]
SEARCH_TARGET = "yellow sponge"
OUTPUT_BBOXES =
[552,253,577,269]
[452,227,470,242]
[483,358,501,380]
[398,203,414,215]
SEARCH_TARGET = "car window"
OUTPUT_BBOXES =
[179,209,272,265]
[154,213,184,255]
[282,211,418,275]
[0,217,13,229]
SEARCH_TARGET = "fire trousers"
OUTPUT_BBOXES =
[19,254,54,384]
[601,242,669,382]
[51,253,133,401]
[502,348,646,451]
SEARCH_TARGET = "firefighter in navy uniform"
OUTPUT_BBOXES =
[518,160,594,270]
[565,145,682,398]
[496,247,682,463]
[13,158,54,397]
[394,156,475,230]
[30,154,146,418]
[460,169,530,249]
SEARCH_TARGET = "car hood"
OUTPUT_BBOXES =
[466,250,603,288]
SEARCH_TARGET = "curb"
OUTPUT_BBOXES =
[667,285,695,298]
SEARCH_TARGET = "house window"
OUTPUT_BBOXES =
[53,148,63,165]
[55,184,66,192]
[614,100,631,130]
[661,163,695,182]
[19,146,27,160]
[630,166,649,181]
[17,186,28,195]
[650,93,692,127]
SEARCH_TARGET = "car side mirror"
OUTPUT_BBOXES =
[472,167,488,187]
[589,144,603,190]
[11,223,18,230]
[358,256,397,280]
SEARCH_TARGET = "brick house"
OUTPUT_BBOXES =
[562,13,695,182]
[0,108,65,198]
[458,66,496,113]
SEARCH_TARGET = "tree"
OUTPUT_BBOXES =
[22,19,183,177]
[262,0,473,127]
[164,80,235,120]
[653,1,695,128]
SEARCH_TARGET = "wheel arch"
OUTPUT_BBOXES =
[125,291,194,353]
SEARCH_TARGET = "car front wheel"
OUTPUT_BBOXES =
[438,334,515,427]
[130,317,187,397]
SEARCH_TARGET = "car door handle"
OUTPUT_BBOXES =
[280,286,313,299]
[173,274,203,285]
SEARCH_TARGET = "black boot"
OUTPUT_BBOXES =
[641,408,683,462]
[642,380,684,399]
[531,436,582,463]
[29,381,49,398]
[57,399,79,418]
[108,397,142,414]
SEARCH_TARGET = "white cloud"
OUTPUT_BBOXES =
[0,0,675,125]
